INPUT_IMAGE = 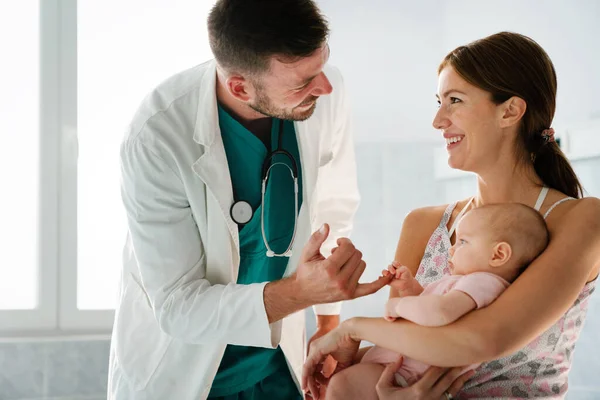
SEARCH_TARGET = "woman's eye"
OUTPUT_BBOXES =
[460,239,466,244]
[436,100,441,108]
[450,97,461,104]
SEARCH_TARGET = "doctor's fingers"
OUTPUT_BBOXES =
[338,249,364,279]
[301,224,331,262]
[323,250,363,299]
[344,256,367,295]
[326,239,357,270]
[353,275,393,298]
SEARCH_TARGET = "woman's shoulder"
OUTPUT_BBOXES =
[403,204,447,231]
[573,196,600,211]
[543,196,600,283]
[561,196,600,228]
[403,198,471,234]
[544,193,600,228]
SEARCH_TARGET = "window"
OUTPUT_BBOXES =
[1,0,216,332]
[0,2,40,311]
[68,0,215,326]
[0,0,59,332]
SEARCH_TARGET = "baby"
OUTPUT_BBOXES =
[325,203,550,400]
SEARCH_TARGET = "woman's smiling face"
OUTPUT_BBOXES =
[433,66,507,173]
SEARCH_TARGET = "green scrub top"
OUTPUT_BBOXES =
[208,105,303,399]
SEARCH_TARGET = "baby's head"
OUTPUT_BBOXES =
[449,203,549,282]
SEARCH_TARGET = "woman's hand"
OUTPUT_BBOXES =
[376,357,475,400]
[302,321,361,399]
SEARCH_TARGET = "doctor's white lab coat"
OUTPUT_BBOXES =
[108,60,359,400]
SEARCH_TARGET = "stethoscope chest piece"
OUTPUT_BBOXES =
[230,200,253,225]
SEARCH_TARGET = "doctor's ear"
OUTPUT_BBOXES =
[498,96,527,129]
[489,242,512,267]
[225,75,252,102]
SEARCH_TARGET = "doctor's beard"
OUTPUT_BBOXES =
[249,88,318,121]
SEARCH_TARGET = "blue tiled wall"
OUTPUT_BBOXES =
[0,339,108,400]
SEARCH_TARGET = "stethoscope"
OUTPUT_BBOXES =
[229,119,299,258]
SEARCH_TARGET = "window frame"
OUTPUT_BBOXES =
[0,0,114,335]
[1,0,59,332]
[58,0,115,331]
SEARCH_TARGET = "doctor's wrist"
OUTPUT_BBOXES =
[264,277,312,323]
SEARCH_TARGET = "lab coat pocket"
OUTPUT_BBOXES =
[114,278,172,391]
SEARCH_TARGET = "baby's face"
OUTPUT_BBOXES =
[448,212,494,275]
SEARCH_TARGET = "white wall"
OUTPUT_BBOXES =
[317,0,444,143]
[317,0,600,143]
[440,0,600,139]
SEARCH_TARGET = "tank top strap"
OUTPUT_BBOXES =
[543,197,576,219]
[534,186,549,211]
[448,197,474,237]
[439,203,457,229]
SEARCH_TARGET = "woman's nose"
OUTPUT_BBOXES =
[432,107,450,130]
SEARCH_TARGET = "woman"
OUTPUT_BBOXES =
[303,31,600,399]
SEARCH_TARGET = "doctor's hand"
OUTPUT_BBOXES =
[294,224,391,305]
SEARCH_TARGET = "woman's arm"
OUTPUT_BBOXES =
[346,198,600,366]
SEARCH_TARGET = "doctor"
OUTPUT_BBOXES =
[108,0,390,399]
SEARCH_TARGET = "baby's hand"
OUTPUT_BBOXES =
[384,298,402,322]
[382,263,419,293]
[381,262,399,278]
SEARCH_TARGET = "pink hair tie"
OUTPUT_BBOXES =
[541,128,555,143]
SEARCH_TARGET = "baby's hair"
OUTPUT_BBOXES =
[469,203,549,272]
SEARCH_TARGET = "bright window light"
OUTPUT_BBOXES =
[0,2,40,310]
[77,0,214,309]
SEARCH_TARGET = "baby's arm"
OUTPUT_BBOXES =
[383,263,424,299]
[385,291,476,326]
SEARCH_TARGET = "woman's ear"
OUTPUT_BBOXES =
[490,242,512,267]
[499,96,527,129]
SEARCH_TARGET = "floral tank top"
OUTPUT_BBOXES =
[415,199,597,399]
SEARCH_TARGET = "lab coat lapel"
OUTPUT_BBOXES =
[192,142,239,249]
[191,61,240,264]
[294,117,320,219]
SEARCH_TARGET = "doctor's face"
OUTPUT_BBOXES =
[249,44,333,121]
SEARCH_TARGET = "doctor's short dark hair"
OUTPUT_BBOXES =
[207,0,329,76]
